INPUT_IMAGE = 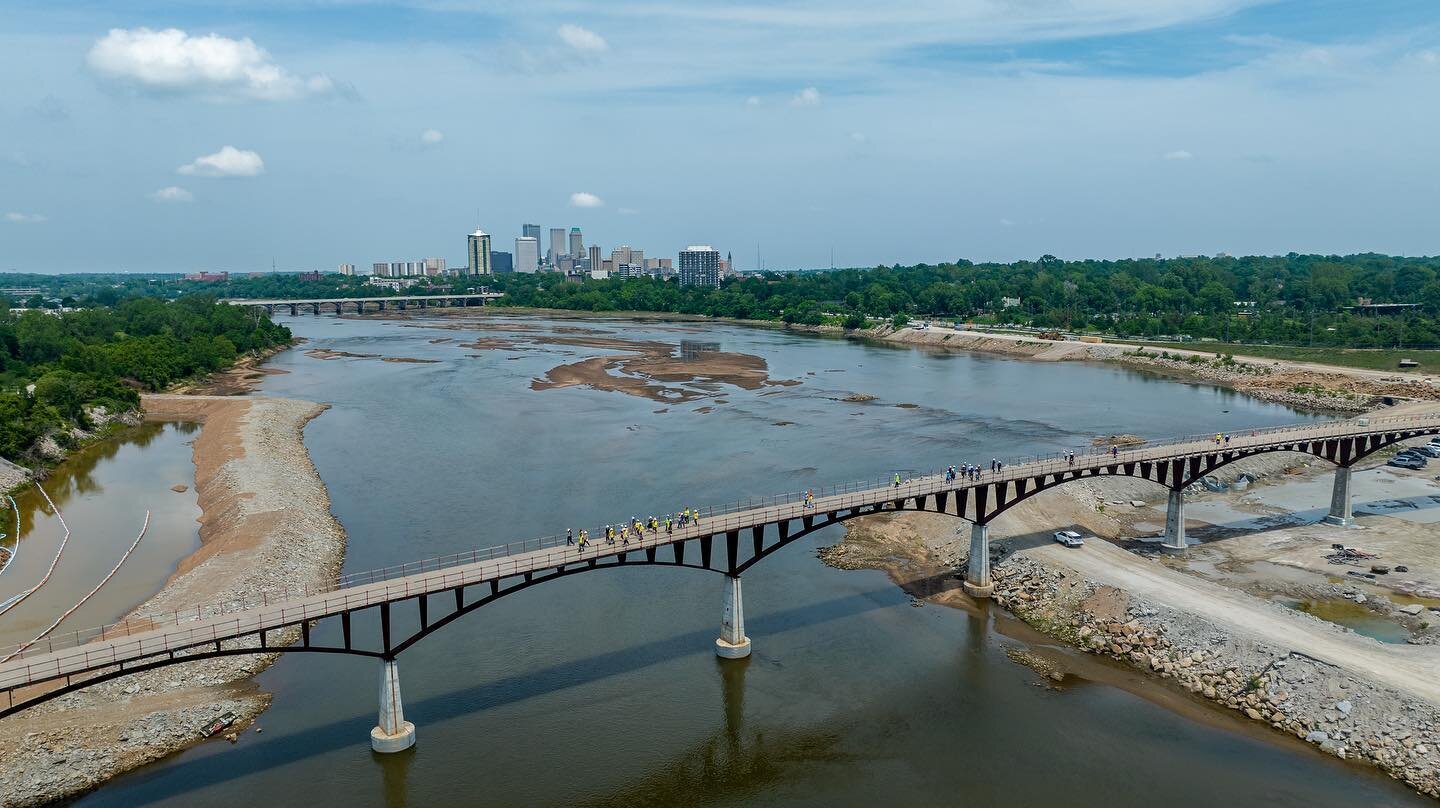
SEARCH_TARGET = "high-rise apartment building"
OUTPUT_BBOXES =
[424,257,446,275]
[467,229,492,275]
[569,227,583,258]
[338,263,355,276]
[678,246,721,287]
[371,262,388,277]
[587,245,600,273]
[515,236,539,274]
[548,228,566,267]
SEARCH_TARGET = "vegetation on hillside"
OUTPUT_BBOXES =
[0,294,291,464]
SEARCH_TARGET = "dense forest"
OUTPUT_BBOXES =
[0,295,291,463]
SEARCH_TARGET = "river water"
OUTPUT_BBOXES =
[75,314,1427,806]
[0,422,201,651]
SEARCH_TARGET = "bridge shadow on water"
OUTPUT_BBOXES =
[90,586,904,805]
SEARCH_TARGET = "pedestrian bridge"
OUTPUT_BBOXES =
[225,292,503,316]
[3,411,1438,751]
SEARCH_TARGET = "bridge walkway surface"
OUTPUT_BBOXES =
[4,411,1440,713]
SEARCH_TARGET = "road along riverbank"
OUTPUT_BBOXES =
[0,394,346,807]
[821,435,1440,799]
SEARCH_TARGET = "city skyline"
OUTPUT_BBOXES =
[3,1,1440,273]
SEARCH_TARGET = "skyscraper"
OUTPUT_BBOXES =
[569,227,583,258]
[587,244,600,273]
[491,251,513,274]
[467,229,492,275]
[515,236,539,273]
[548,228,566,267]
[523,223,541,244]
[678,246,721,287]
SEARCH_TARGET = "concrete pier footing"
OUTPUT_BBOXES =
[715,575,751,659]
[1162,489,1187,552]
[1323,466,1353,526]
[371,660,416,753]
[963,523,994,598]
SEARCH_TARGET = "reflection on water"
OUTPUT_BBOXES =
[679,341,722,361]
[0,421,201,648]
[79,315,1426,807]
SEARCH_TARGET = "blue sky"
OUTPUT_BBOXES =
[1,0,1438,272]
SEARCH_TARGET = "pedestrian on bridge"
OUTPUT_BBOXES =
[567,528,573,546]
[666,516,674,534]
[893,472,902,488]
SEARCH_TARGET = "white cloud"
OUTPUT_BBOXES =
[850,131,868,143]
[790,86,821,107]
[558,24,608,52]
[745,96,761,106]
[4,212,47,224]
[1163,149,1195,160]
[618,207,639,215]
[150,186,194,203]
[87,27,334,101]
[420,128,445,145]
[570,192,604,208]
[1000,218,1016,227]
[178,146,265,177]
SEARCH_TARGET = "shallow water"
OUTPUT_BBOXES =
[1284,598,1413,644]
[77,314,1427,806]
[0,422,201,650]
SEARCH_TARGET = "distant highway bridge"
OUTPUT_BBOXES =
[2,411,1437,752]
[224,292,503,316]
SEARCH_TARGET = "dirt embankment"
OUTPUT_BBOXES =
[877,327,1440,414]
[0,394,347,807]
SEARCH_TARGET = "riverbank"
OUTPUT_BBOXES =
[819,432,1440,799]
[877,326,1440,413]
[0,394,346,806]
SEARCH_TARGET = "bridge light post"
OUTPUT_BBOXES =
[1323,466,1353,526]
[371,659,417,753]
[715,575,751,659]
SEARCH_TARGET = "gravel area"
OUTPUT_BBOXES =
[0,395,346,807]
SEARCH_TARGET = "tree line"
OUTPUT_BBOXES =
[0,295,291,464]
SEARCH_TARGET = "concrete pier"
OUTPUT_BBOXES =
[371,660,416,753]
[1323,466,1353,526]
[715,575,751,659]
[963,523,993,597]
[1162,489,1187,552]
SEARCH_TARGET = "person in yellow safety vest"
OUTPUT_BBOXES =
[893,472,901,487]
[693,508,701,525]
[666,516,674,534]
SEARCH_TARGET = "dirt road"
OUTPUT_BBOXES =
[1025,539,1440,707]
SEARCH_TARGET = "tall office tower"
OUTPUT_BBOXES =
[523,223,541,263]
[515,236,540,273]
[630,248,644,266]
[587,245,601,273]
[678,246,721,287]
[610,245,632,265]
[467,229,493,275]
[338,263,355,276]
[548,228,566,267]
[491,251,513,274]
[569,227,583,258]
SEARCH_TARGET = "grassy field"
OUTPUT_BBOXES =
[1109,339,1440,374]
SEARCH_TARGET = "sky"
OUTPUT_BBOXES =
[1,0,1438,273]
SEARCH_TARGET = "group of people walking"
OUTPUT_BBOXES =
[567,509,703,552]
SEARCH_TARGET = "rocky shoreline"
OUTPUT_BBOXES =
[0,394,346,806]
[989,553,1440,798]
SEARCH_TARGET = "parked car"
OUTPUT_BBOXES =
[1389,456,1425,469]
[1411,445,1440,458]
[1053,530,1086,548]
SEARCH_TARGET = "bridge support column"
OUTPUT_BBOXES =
[1163,489,1187,552]
[715,575,751,659]
[963,523,993,598]
[1323,466,1353,526]
[370,660,416,753]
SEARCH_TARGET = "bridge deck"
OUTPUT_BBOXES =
[4,412,1439,693]
[226,293,502,306]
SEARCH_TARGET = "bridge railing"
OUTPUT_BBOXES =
[6,410,1440,666]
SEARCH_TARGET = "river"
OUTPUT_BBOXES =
[72,313,1426,806]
